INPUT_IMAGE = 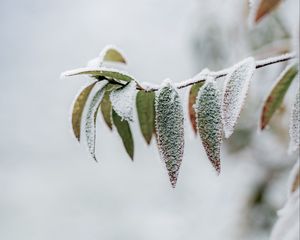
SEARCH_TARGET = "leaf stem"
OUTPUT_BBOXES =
[137,52,296,91]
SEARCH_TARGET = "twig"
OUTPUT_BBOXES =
[138,52,296,91]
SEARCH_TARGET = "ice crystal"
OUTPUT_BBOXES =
[222,57,255,138]
[155,82,184,188]
[289,89,300,153]
[84,82,107,161]
[195,78,223,174]
[110,81,137,122]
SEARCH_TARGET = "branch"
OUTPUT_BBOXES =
[138,52,296,91]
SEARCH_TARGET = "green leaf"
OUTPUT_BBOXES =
[136,90,155,144]
[112,109,134,160]
[188,82,205,134]
[62,67,134,84]
[84,82,106,161]
[99,45,127,64]
[100,90,113,130]
[260,63,298,130]
[71,81,97,141]
[196,79,223,174]
[155,82,184,188]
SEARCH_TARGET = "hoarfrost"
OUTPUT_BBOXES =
[195,78,223,174]
[155,82,184,188]
[110,81,137,122]
[84,81,107,161]
[289,89,300,153]
[222,57,255,138]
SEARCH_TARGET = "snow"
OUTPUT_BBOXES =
[195,78,223,174]
[222,57,256,138]
[84,81,107,161]
[288,89,300,153]
[155,82,184,188]
[110,81,137,122]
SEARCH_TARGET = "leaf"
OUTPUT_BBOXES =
[155,82,184,188]
[289,161,300,194]
[94,84,121,130]
[84,82,107,161]
[255,0,282,23]
[196,79,223,174]
[61,67,134,84]
[222,57,255,138]
[136,90,155,144]
[112,109,134,160]
[188,82,205,134]
[110,81,137,122]
[99,45,127,64]
[100,90,113,130]
[289,89,300,153]
[260,63,298,130]
[71,81,97,141]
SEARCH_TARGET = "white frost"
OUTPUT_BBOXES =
[84,81,107,161]
[222,57,256,138]
[110,81,137,122]
[155,82,184,188]
[288,89,300,153]
[195,79,223,174]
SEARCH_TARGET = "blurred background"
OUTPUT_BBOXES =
[0,0,299,239]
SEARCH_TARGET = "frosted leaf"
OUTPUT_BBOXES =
[260,63,298,130]
[288,161,300,195]
[84,82,107,161]
[188,69,209,134]
[289,89,300,153]
[195,79,223,174]
[270,190,299,240]
[61,67,135,84]
[155,82,184,188]
[222,57,255,138]
[110,81,137,122]
[71,82,97,141]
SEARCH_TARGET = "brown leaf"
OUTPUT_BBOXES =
[255,0,282,23]
[188,82,205,134]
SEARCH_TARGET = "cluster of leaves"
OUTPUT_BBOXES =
[62,45,299,188]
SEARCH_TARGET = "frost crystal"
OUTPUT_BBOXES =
[110,81,137,122]
[155,82,184,188]
[84,82,107,161]
[195,78,223,174]
[289,90,300,153]
[222,57,255,138]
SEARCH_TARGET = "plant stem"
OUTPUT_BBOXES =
[138,52,296,91]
